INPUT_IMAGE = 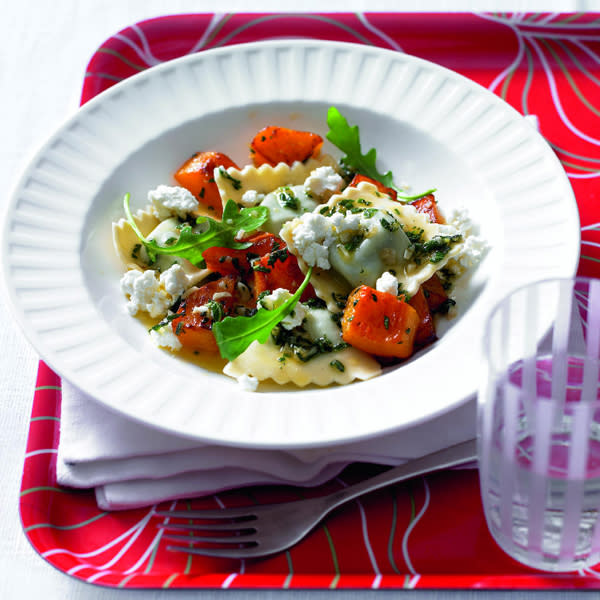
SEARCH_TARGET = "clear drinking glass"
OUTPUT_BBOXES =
[478,276,600,571]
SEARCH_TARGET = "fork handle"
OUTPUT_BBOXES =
[321,438,478,514]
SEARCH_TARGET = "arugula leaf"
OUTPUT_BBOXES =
[325,106,435,201]
[326,106,396,189]
[218,195,268,233]
[213,267,313,362]
[123,193,268,267]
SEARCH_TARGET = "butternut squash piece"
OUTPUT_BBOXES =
[171,275,237,352]
[174,151,239,218]
[341,285,420,358]
[349,173,397,201]
[411,194,445,224]
[421,273,452,314]
[408,287,437,347]
[250,126,323,167]
[202,232,280,277]
[253,247,316,303]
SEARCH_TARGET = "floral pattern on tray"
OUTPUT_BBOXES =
[21,12,600,589]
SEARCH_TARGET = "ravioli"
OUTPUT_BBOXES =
[281,181,467,308]
[112,208,160,271]
[112,208,210,286]
[214,154,338,207]
[223,338,381,387]
[259,185,319,236]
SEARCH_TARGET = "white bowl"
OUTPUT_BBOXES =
[3,40,579,448]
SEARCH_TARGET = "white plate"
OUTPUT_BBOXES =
[3,41,580,448]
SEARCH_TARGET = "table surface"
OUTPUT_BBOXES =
[2,1,600,598]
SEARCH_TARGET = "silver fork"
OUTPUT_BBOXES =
[155,438,477,559]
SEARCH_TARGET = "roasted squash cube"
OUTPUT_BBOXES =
[411,194,445,224]
[171,275,237,352]
[250,126,323,167]
[174,151,239,218]
[341,285,420,358]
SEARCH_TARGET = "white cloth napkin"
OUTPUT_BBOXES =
[56,380,476,510]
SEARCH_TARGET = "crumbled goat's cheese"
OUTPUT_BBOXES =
[446,207,489,272]
[284,205,386,271]
[304,166,344,199]
[376,271,400,295]
[282,306,307,330]
[436,223,461,237]
[260,288,307,329]
[448,207,474,234]
[150,324,182,351]
[456,236,488,269]
[212,291,232,301]
[159,264,187,299]
[240,189,265,207]
[329,211,362,235]
[148,185,199,219]
[237,373,259,392]
[192,303,226,320]
[286,213,336,269]
[120,270,171,318]
[120,264,187,319]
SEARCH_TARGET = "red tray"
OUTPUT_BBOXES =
[20,13,600,590]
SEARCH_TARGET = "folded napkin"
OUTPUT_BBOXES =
[56,380,476,510]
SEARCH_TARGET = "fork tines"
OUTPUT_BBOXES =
[156,508,260,555]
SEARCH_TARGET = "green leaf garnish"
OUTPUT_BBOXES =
[123,193,268,267]
[213,267,313,362]
[326,106,395,188]
[325,106,435,201]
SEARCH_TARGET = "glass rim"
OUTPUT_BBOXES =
[481,275,600,364]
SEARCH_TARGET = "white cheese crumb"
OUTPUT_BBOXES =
[304,166,344,199]
[282,306,307,330]
[148,184,199,219]
[456,236,488,269]
[191,303,224,320]
[284,207,385,271]
[260,288,307,329]
[159,264,187,299]
[375,271,399,295]
[237,373,259,392]
[436,223,460,237]
[448,207,475,235]
[287,213,335,269]
[120,264,188,319]
[150,325,182,351]
[120,269,171,318]
[212,291,232,301]
[240,189,264,207]
[329,210,362,235]
[446,207,489,272]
